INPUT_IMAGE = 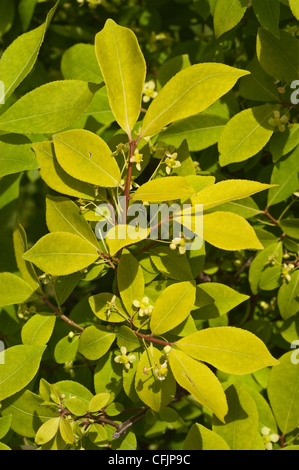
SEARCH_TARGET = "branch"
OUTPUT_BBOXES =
[134,330,174,347]
[41,295,84,332]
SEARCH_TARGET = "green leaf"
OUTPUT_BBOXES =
[59,417,74,445]
[140,63,249,138]
[150,245,194,281]
[131,176,195,202]
[21,313,56,346]
[159,113,228,152]
[1,389,56,438]
[252,0,280,37]
[88,423,108,446]
[212,383,259,450]
[46,195,99,249]
[277,271,299,320]
[267,147,299,207]
[203,212,263,250]
[32,141,96,201]
[94,351,123,403]
[176,327,279,374]
[135,346,176,412]
[0,272,34,308]
[169,348,228,422]
[89,293,128,323]
[95,19,146,137]
[117,250,144,317]
[106,225,149,257]
[194,283,249,320]
[89,393,110,413]
[219,105,276,166]
[63,397,88,416]
[61,43,103,83]
[54,335,79,364]
[212,197,262,220]
[0,0,15,38]
[0,415,12,440]
[0,81,97,134]
[0,345,46,400]
[0,141,39,178]
[35,418,60,445]
[249,242,283,294]
[268,351,299,434]
[213,0,248,38]
[0,2,57,104]
[18,0,38,32]
[270,124,299,162]
[193,179,274,210]
[289,0,299,20]
[150,281,196,335]
[13,222,40,291]
[55,380,93,404]
[257,28,299,83]
[53,129,120,188]
[117,326,141,352]
[183,423,230,450]
[280,219,299,240]
[78,325,116,361]
[239,56,280,103]
[23,232,99,276]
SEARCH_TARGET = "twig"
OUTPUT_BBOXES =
[134,330,174,347]
[112,408,148,439]
[41,295,84,332]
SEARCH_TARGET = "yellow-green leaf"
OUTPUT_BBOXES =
[78,326,116,361]
[89,292,128,323]
[203,211,263,250]
[140,63,249,138]
[169,348,228,422]
[219,105,276,166]
[257,28,299,83]
[21,313,56,346]
[183,423,230,450]
[135,346,176,412]
[193,179,274,210]
[53,129,120,188]
[89,393,110,413]
[0,272,34,308]
[289,0,299,20]
[23,232,99,276]
[131,176,195,202]
[150,281,196,335]
[95,19,146,137]
[0,345,46,401]
[46,195,99,249]
[32,141,96,200]
[212,383,259,450]
[35,418,60,446]
[176,326,279,374]
[213,0,248,38]
[59,417,74,445]
[13,222,40,291]
[117,250,144,316]
[106,225,149,257]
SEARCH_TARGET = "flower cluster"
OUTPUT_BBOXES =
[132,297,153,317]
[268,110,289,132]
[114,347,136,370]
[261,427,280,450]
[169,233,190,255]
[165,152,181,175]
[143,80,158,103]
[130,150,143,171]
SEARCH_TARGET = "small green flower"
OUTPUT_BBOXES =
[261,427,280,450]
[268,110,289,132]
[169,233,191,255]
[143,80,158,103]
[154,362,168,381]
[132,297,153,317]
[165,152,181,175]
[130,150,143,171]
[114,347,136,370]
